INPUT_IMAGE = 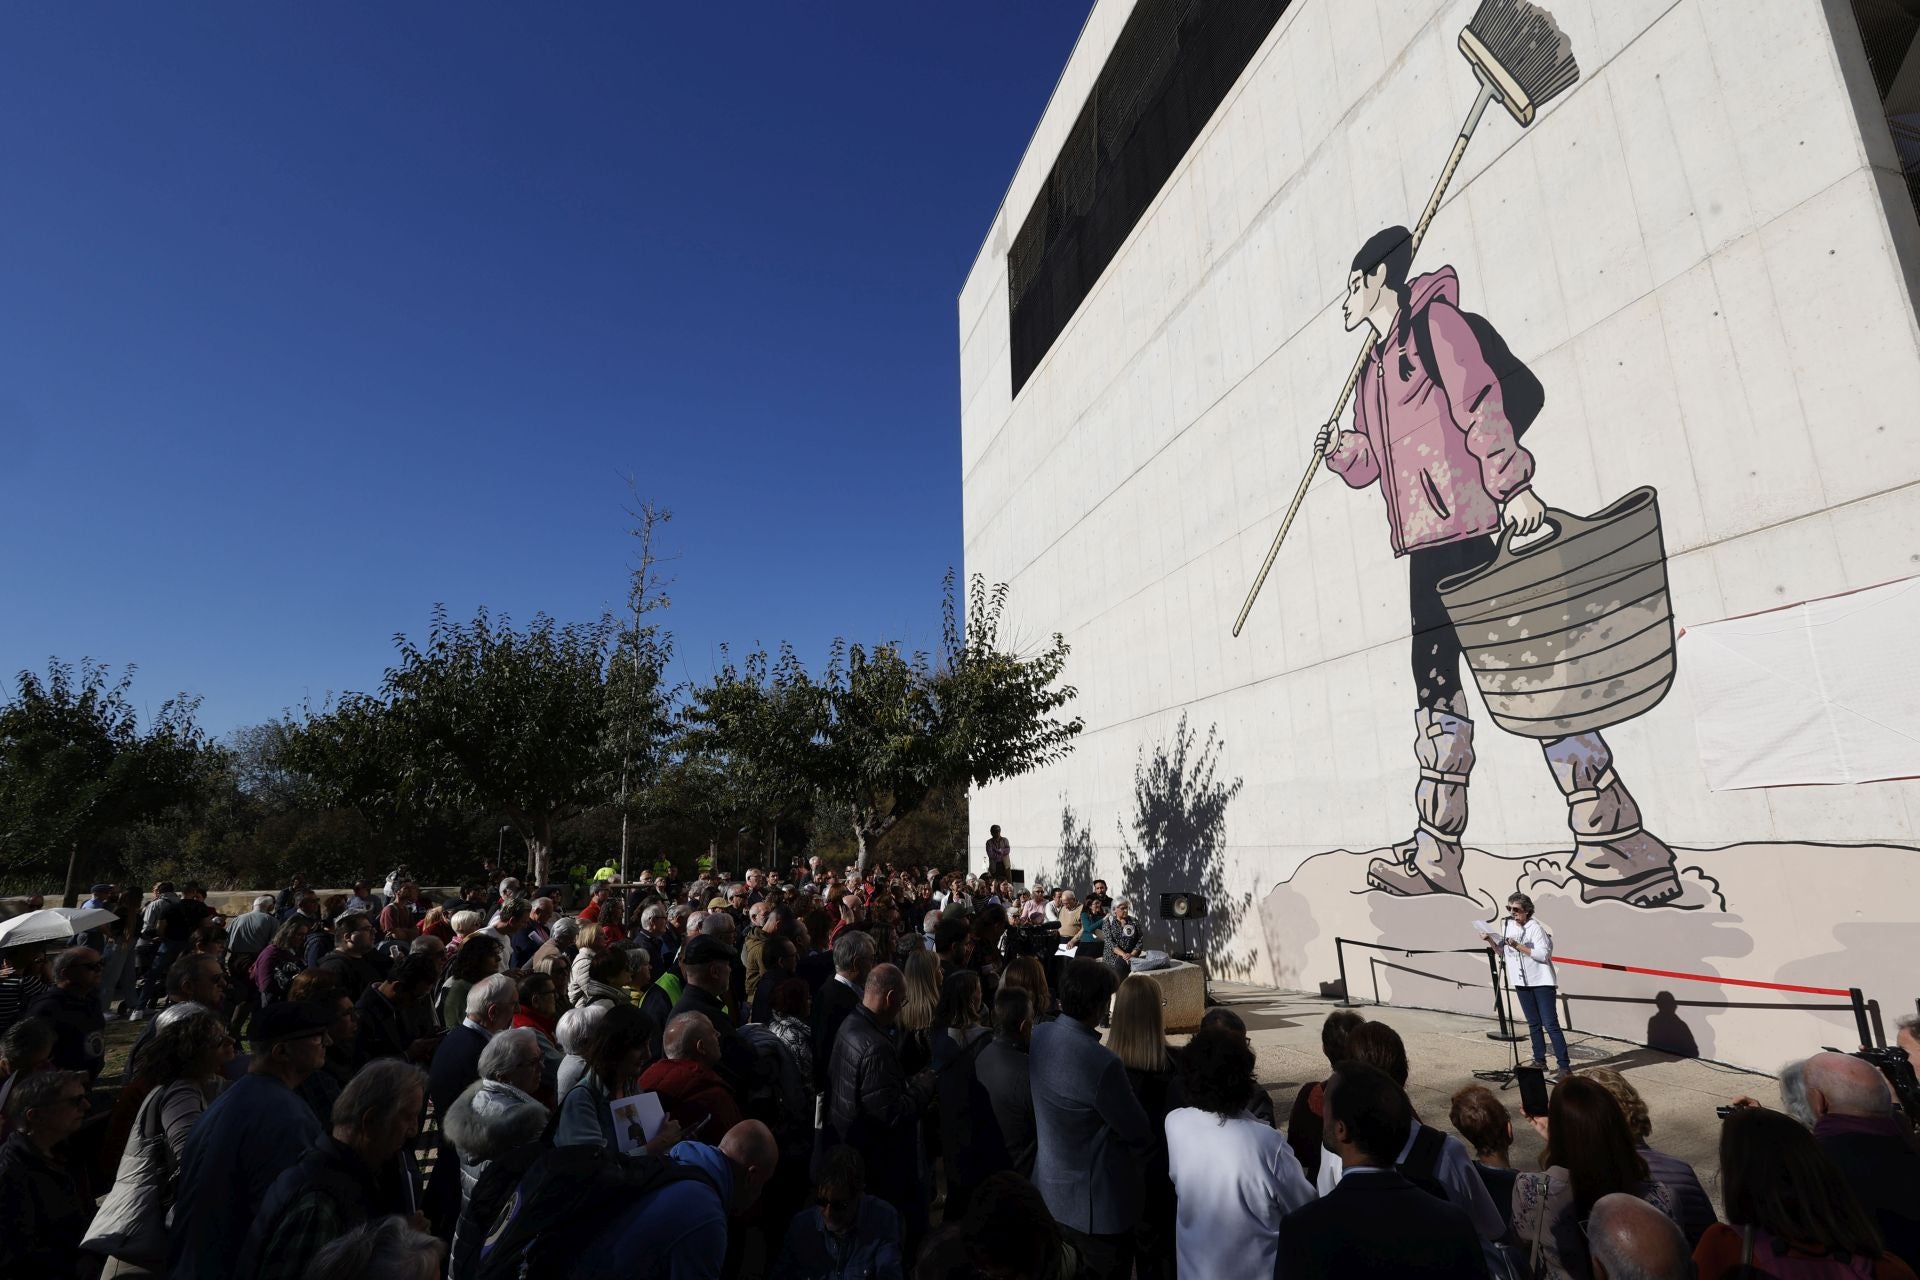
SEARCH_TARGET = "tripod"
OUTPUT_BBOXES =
[1473,935,1527,1090]
[1172,917,1217,1008]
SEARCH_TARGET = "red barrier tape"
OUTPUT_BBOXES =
[1554,956,1849,998]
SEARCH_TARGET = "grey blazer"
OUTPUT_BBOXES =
[1029,1016,1150,1235]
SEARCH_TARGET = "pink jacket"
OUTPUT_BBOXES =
[1326,267,1535,555]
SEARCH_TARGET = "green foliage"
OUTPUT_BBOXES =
[681,574,1082,872]
[2,566,1076,895]
[382,606,627,883]
[0,659,213,898]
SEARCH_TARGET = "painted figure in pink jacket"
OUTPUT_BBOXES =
[1313,227,1681,907]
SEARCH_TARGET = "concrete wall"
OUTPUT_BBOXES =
[959,0,1920,1071]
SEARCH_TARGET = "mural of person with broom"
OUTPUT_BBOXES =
[1311,226,1683,909]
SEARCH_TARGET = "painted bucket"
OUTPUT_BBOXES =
[1435,487,1676,739]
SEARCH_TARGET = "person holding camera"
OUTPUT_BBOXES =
[1489,893,1570,1080]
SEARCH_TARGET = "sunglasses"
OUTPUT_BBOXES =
[816,1195,857,1215]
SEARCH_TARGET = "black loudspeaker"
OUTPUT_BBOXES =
[1159,892,1209,920]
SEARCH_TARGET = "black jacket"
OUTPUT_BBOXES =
[1277,1168,1485,1279]
[429,1024,491,1119]
[0,1132,94,1279]
[1816,1116,1920,1270]
[975,1034,1036,1176]
[356,984,431,1064]
[236,1134,411,1280]
[811,976,862,1092]
[827,1006,933,1193]
[24,987,105,1082]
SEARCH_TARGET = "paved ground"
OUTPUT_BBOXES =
[1220,981,1774,1214]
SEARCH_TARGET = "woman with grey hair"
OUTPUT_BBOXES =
[304,1214,444,1280]
[554,1003,607,1100]
[85,1006,235,1269]
[443,1028,549,1205]
[1103,897,1144,977]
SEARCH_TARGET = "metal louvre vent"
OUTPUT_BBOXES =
[1006,0,1293,397]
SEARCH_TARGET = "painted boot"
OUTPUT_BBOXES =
[1542,732,1683,907]
[1367,708,1475,898]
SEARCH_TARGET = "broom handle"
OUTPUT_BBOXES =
[1231,80,1498,638]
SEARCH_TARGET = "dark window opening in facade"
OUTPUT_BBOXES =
[1006,0,1293,397]
[1843,0,1920,226]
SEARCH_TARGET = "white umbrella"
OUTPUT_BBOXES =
[0,906,117,949]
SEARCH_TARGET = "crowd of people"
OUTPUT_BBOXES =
[0,851,1914,1280]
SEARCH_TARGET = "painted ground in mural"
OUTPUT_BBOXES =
[1259,841,1919,1070]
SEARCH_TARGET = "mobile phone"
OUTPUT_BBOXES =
[1516,1065,1550,1117]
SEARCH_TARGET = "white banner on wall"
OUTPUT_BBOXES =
[1682,576,1920,791]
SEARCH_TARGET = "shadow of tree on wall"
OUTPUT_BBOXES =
[1051,801,1098,895]
[1116,715,1255,981]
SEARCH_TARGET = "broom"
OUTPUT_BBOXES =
[1230,0,1579,638]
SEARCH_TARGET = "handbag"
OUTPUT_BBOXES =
[81,1081,182,1266]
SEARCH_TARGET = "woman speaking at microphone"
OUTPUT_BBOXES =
[1491,893,1571,1080]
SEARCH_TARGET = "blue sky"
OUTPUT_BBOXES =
[0,3,1093,737]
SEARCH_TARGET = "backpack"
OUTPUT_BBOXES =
[1410,302,1544,439]
[1396,1122,1451,1204]
[471,1144,719,1280]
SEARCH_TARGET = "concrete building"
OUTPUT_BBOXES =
[959,0,1920,1071]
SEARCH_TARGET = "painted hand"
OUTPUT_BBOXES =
[1503,489,1547,536]
[1314,424,1334,456]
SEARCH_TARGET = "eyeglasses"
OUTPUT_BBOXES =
[816,1195,857,1215]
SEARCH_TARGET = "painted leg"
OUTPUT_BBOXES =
[1368,708,1475,898]
[1542,732,1682,907]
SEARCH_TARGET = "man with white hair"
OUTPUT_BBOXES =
[428,973,517,1120]
[228,895,281,959]
[637,902,678,976]
[1802,1049,1920,1265]
[1586,1192,1691,1280]
[420,972,519,1234]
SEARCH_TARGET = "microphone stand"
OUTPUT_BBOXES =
[1474,922,1527,1090]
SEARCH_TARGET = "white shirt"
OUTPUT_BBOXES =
[1316,1121,1505,1241]
[1499,918,1556,988]
[1167,1108,1314,1278]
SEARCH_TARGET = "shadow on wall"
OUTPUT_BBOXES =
[1116,715,1256,982]
[1052,801,1099,896]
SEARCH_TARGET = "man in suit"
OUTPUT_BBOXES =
[1276,1061,1484,1279]
[1030,958,1150,1280]
[422,972,517,1235]
[811,930,875,1093]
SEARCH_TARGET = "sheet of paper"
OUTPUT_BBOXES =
[611,1091,667,1154]
[1472,919,1501,939]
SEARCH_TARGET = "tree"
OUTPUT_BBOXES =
[612,489,678,882]
[933,572,1083,791]
[716,574,1085,875]
[680,645,822,870]
[813,573,1084,873]
[0,659,212,901]
[383,606,620,885]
